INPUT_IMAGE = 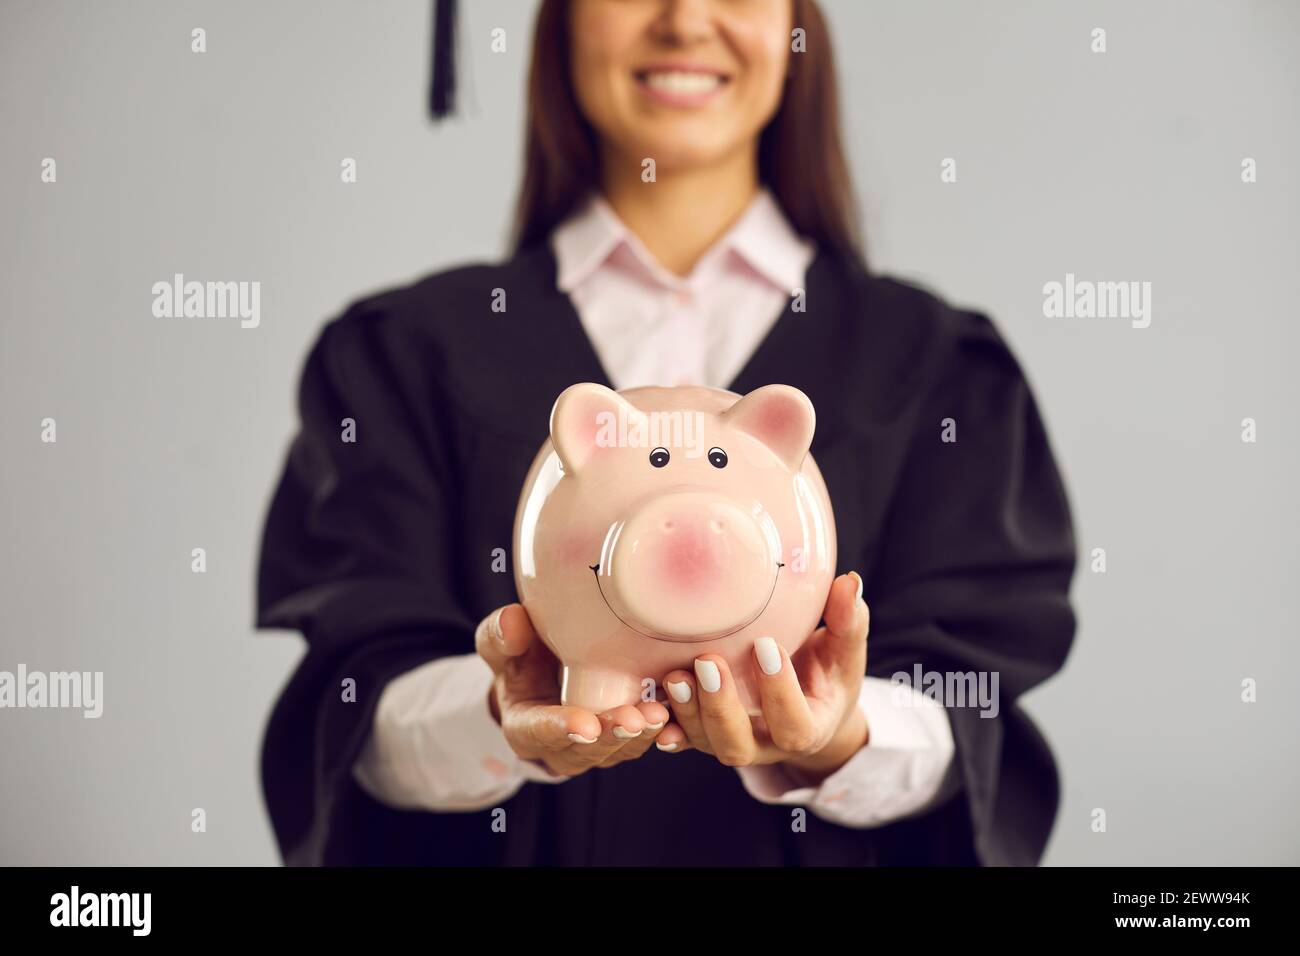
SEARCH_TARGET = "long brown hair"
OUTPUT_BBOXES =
[511,0,865,268]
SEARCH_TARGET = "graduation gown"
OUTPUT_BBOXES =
[254,244,1077,866]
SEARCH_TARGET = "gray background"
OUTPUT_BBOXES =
[1,0,1296,865]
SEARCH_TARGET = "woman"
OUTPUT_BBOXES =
[256,0,1076,866]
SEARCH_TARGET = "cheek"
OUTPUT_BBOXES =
[553,530,597,570]
[726,18,791,116]
[569,7,640,117]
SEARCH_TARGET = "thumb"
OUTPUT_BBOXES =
[474,603,537,676]
[498,628,565,709]
[821,572,869,670]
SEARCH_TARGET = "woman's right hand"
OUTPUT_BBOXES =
[475,603,669,777]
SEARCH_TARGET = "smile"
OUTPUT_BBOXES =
[588,561,784,641]
[634,67,731,106]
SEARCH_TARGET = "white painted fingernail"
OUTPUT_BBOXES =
[644,721,665,732]
[666,680,692,704]
[567,733,598,745]
[695,659,721,694]
[612,726,642,740]
[755,636,782,676]
[656,742,679,752]
[849,571,863,603]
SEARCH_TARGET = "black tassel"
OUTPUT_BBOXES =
[429,0,458,119]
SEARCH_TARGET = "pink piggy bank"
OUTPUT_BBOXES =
[512,383,837,716]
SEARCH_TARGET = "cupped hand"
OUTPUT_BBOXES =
[654,572,870,785]
[475,603,669,777]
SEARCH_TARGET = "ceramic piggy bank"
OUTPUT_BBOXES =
[512,383,837,716]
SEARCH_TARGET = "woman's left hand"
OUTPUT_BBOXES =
[655,572,871,786]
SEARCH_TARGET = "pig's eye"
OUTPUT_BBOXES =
[649,447,670,468]
[708,447,728,469]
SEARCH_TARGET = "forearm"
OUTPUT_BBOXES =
[734,677,960,828]
[782,704,869,786]
[352,653,566,812]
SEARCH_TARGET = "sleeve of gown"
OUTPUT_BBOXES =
[254,302,477,865]
[863,307,1078,866]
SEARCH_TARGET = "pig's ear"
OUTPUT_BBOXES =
[550,383,645,475]
[722,385,816,469]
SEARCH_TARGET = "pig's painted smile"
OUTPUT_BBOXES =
[588,561,785,641]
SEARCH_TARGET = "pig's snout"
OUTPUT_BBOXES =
[599,493,779,641]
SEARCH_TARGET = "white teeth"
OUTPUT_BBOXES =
[643,71,723,95]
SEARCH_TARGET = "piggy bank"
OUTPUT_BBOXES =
[512,383,837,716]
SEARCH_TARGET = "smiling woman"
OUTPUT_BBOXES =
[514,0,860,272]
[571,0,790,168]
[255,0,1077,867]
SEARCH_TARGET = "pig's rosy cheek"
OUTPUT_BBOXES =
[780,525,820,574]
[553,532,596,569]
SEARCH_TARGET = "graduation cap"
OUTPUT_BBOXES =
[429,0,458,119]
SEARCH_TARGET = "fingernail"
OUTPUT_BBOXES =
[848,571,863,604]
[666,680,692,704]
[612,726,642,740]
[656,742,679,752]
[644,721,665,732]
[567,733,598,745]
[490,607,507,644]
[695,659,721,694]
[755,636,782,676]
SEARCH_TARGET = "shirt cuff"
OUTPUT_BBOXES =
[351,652,568,812]
[733,675,960,828]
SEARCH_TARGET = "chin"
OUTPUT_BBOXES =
[632,132,738,174]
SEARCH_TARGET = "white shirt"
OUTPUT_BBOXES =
[352,189,961,827]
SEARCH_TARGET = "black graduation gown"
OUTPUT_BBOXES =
[254,244,1077,866]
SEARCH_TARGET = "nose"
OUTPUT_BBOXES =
[654,513,734,590]
[656,0,716,45]
[662,517,727,533]
[602,492,778,641]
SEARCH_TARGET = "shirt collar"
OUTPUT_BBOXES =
[721,188,814,293]
[552,188,813,295]
[551,194,628,292]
